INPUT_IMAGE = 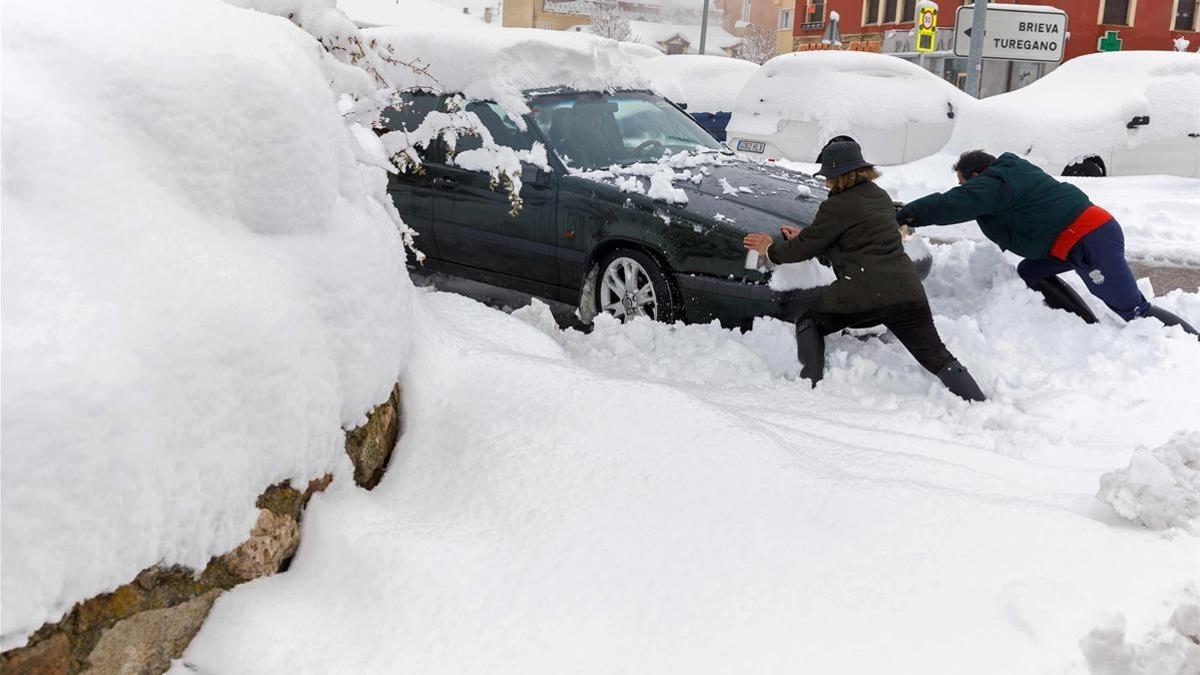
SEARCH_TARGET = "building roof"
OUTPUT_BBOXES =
[626,19,742,55]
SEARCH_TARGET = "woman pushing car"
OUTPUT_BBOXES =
[743,140,987,402]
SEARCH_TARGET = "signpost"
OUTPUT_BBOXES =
[953,4,1069,63]
[916,1,938,53]
[962,1,987,97]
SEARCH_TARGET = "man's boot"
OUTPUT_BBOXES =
[1028,277,1099,324]
[1142,305,1200,338]
[936,360,987,402]
[795,319,825,387]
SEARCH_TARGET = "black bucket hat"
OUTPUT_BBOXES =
[816,140,873,179]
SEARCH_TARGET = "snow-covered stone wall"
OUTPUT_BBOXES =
[1,0,416,655]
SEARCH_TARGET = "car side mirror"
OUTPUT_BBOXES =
[1126,115,1150,129]
[521,163,552,187]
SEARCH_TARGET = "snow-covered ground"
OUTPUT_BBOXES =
[175,239,1200,674]
[4,0,1199,671]
[777,156,1200,268]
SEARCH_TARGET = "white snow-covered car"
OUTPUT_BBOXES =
[949,51,1200,178]
[634,55,760,140]
[725,51,968,165]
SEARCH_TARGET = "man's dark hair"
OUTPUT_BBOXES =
[953,150,996,178]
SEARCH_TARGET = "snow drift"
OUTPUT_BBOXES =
[1,0,413,648]
[635,54,759,112]
[1098,431,1200,532]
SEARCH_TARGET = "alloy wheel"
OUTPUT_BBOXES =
[599,256,657,321]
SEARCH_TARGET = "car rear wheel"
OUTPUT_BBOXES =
[596,248,679,323]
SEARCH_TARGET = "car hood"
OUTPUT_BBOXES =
[671,156,828,232]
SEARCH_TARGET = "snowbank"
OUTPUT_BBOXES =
[1079,590,1200,675]
[727,50,967,137]
[1,0,413,648]
[1097,432,1200,532]
[178,248,1200,671]
[635,54,759,112]
[947,51,1200,175]
[365,25,648,119]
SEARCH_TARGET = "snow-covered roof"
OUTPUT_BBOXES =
[627,19,742,55]
[635,54,759,112]
[365,26,649,117]
[728,50,966,137]
[949,51,1200,169]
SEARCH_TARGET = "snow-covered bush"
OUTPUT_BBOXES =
[1097,432,1200,531]
[0,0,418,650]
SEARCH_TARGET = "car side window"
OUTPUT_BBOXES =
[454,101,535,154]
[379,91,445,162]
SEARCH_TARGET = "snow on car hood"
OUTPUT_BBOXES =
[946,51,1200,169]
[727,50,968,138]
[570,152,827,228]
[364,26,648,121]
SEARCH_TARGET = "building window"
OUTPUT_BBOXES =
[901,0,916,22]
[1176,0,1198,31]
[884,0,898,22]
[741,0,751,22]
[864,0,881,24]
[779,8,794,29]
[1101,0,1131,26]
[805,0,825,23]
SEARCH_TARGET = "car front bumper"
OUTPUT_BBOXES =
[676,273,819,328]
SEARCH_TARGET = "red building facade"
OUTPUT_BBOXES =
[788,0,1199,60]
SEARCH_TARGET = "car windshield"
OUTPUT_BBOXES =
[529,91,730,170]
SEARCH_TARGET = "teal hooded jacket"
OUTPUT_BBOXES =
[896,153,1092,259]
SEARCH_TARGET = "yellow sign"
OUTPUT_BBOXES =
[917,3,938,53]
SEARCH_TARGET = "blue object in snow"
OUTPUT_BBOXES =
[690,111,732,142]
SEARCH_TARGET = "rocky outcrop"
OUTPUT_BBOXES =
[1,383,403,675]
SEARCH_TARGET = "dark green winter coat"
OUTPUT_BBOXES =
[896,152,1092,259]
[767,180,927,313]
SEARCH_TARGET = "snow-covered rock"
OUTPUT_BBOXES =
[1097,432,1200,532]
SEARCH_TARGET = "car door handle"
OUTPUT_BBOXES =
[433,176,457,191]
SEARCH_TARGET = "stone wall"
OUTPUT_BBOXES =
[0,383,403,675]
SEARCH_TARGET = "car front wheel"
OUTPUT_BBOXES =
[596,248,679,323]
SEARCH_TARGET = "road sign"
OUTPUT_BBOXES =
[953,4,1068,63]
[916,1,938,53]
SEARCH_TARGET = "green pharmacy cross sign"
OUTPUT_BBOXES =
[1098,30,1123,52]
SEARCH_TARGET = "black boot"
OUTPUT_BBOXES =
[1027,277,1099,324]
[936,360,987,402]
[795,319,826,387]
[1142,305,1200,338]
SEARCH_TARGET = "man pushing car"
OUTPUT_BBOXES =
[897,150,1198,336]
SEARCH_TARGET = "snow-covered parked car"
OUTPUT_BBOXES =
[726,51,968,165]
[369,27,932,327]
[634,55,760,141]
[949,51,1200,178]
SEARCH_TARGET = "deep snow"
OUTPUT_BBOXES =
[176,240,1200,674]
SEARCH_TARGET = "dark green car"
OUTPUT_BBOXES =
[382,89,931,328]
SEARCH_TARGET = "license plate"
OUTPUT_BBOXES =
[736,139,765,153]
